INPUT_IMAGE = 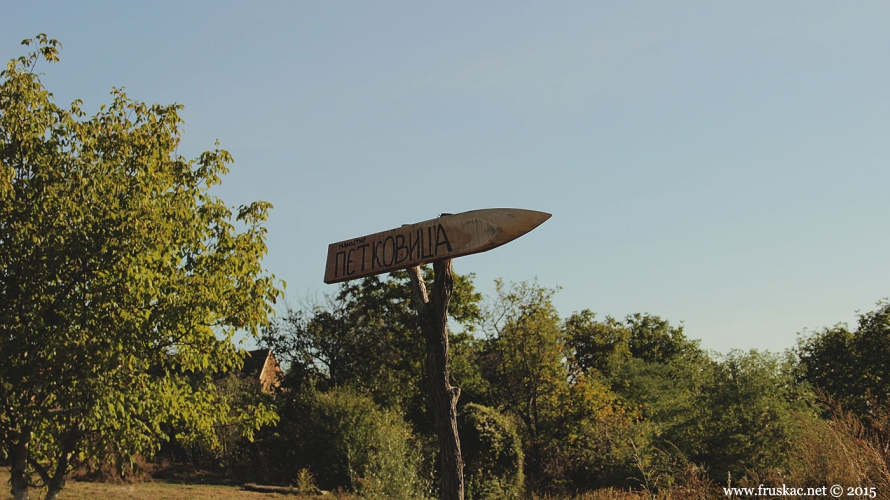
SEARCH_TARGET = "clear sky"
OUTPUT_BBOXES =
[3,1,889,353]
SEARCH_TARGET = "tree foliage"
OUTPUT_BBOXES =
[458,403,524,500]
[565,310,695,377]
[295,387,431,500]
[690,350,812,480]
[564,308,817,487]
[0,36,281,500]
[263,268,480,414]
[478,280,642,492]
[259,272,867,494]
[797,301,890,417]
[479,279,566,445]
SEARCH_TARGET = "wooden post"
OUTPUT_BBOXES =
[408,260,464,500]
[324,208,550,499]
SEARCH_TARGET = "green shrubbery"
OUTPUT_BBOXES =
[304,388,431,499]
[459,403,524,500]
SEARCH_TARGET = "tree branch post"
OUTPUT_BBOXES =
[408,260,464,500]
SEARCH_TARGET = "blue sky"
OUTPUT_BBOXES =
[3,1,889,353]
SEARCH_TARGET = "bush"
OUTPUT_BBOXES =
[459,403,524,499]
[302,387,431,499]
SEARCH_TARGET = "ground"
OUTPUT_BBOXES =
[0,469,339,500]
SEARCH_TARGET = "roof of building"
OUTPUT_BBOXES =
[243,348,273,376]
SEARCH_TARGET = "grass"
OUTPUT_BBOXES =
[0,469,344,500]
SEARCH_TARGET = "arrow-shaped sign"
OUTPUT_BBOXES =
[324,208,551,284]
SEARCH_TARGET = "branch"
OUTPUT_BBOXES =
[407,266,429,313]
[27,456,51,487]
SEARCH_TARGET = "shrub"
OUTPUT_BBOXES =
[303,387,432,499]
[459,403,524,499]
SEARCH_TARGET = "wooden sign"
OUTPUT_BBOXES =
[324,208,551,284]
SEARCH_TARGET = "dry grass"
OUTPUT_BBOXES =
[0,469,345,500]
[729,405,890,500]
[782,405,890,491]
[531,490,649,500]
[529,487,714,500]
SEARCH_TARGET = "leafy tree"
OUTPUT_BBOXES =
[447,331,489,407]
[563,310,630,377]
[480,280,565,448]
[612,349,813,484]
[174,373,279,476]
[565,312,706,436]
[564,310,696,378]
[0,36,282,500]
[263,268,481,421]
[563,310,704,472]
[797,300,890,417]
[690,350,813,481]
[625,313,692,364]
[479,280,641,492]
[564,309,814,486]
[606,350,712,454]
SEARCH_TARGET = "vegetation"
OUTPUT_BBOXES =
[6,35,890,500]
[253,273,890,498]
[0,36,281,499]
[459,403,524,500]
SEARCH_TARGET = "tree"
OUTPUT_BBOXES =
[625,313,692,364]
[263,268,480,419]
[480,280,565,450]
[690,350,813,481]
[0,36,282,500]
[797,300,890,417]
[563,310,630,377]
[565,308,814,484]
[564,310,695,378]
[261,267,481,499]
[479,280,640,492]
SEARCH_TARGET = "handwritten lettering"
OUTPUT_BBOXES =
[436,223,452,255]
[357,243,369,272]
[372,240,383,270]
[332,222,454,279]
[337,237,366,251]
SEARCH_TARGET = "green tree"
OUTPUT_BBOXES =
[480,280,565,450]
[564,310,695,378]
[625,313,692,364]
[611,349,813,485]
[797,300,890,417]
[479,280,641,492]
[564,310,814,486]
[175,373,279,476]
[691,350,813,481]
[263,268,481,423]
[563,310,630,377]
[0,36,282,500]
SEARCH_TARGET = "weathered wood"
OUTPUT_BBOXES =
[322,207,551,500]
[324,208,550,284]
[408,261,464,500]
